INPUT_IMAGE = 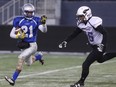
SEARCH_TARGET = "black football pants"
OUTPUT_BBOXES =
[79,45,116,83]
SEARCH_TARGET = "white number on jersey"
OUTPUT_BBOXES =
[21,25,33,38]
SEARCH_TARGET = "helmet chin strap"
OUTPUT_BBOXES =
[25,16,33,20]
[83,16,92,24]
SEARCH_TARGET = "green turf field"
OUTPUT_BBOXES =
[0,53,116,87]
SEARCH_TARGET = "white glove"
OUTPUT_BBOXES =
[59,41,67,48]
[97,44,104,52]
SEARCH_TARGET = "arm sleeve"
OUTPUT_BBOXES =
[10,27,17,39]
[65,27,82,43]
[95,25,107,45]
[38,24,47,33]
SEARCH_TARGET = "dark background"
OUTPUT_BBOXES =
[1,1,116,52]
[61,1,116,27]
[0,25,116,52]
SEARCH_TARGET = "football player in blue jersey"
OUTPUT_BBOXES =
[4,3,47,86]
[59,6,116,87]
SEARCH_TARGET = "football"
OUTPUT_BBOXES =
[15,28,23,35]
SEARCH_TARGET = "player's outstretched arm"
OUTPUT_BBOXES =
[39,15,47,33]
[58,27,82,49]
[39,24,47,33]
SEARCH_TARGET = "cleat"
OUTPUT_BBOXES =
[4,76,15,86]
[70,82,84,87]
[39,59,44,65]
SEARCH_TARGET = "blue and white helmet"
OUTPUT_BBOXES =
[22,3,35,19]
[76,6,92,21]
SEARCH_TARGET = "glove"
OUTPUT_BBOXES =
[40,15,47,24]
[15,28,25,39]
[59,41,67,48]
[97,44,104,52]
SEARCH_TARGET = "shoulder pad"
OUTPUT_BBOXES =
[89,16,102,28]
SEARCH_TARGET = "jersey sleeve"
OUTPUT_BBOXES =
[34,17,41,25]
[91,17,103,28]
[65,27,82,43]
[13,17,20,28]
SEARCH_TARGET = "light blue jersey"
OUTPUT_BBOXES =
[13,16,41,42]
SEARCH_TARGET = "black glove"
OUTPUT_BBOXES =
[40,15,47,24]
[59,41,67,48]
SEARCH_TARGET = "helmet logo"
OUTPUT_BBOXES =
[83,9,89,14]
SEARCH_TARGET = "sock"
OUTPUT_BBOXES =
[12,70,21,81]
[35,53,42,61]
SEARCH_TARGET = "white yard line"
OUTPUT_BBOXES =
[0,55,12,58]
[19,60,116,78]
[0,60,116,81]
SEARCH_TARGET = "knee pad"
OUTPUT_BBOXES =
[24,57,33,66]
